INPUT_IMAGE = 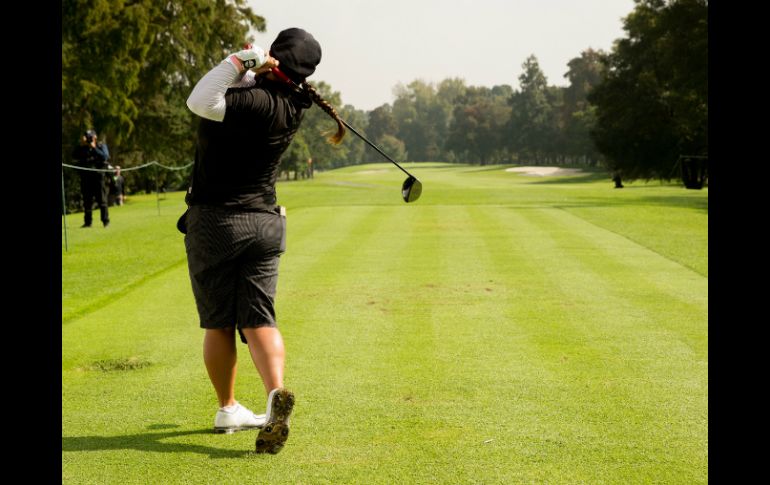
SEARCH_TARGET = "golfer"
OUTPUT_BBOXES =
[183,27,345,454]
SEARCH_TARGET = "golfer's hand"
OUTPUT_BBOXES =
[252,54,278,76]
[226,43,270,72]
[239,43,279,75]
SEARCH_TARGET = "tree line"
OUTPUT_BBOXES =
[286,50,603,176]
[62,0,707,210]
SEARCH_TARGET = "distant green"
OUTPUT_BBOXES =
[62,163,707,484]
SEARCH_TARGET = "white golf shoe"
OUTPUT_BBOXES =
[213,402,266,434]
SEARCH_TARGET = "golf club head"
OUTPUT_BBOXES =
[402,176,422,203]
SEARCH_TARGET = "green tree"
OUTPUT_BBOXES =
[562,49,606,165]
[338,104,369,166]
[436,78,468,108]
[281,136,311,180]
[62,0,265,208]
[507,55,553,164]
[446,85,512,165]
[588,0,708,180]
[378,135,408,163]
[367,104,398,145]
[544,85,566,164]
[392,80,450,161]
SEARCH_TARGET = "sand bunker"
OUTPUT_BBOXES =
[357,169,390,175]
[505,166,584,177]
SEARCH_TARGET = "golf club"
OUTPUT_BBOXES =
[271,67,422,203]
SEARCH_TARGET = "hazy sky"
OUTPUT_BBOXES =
[249,0,635,111]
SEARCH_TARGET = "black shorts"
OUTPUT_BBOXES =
[184,205,287,343]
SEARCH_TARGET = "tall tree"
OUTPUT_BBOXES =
[544,85,566,164]
[366,104,398,146]
[436,78,468,107]
[507,55,553,164]
[562,49,606,164]
[392,80,449,161]
[588,0,708,180]
[446,85,512,164]
[339,104,369,166]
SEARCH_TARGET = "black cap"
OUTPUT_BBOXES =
[270,28,321,83]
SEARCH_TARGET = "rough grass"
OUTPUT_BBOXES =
[62,163,708,484]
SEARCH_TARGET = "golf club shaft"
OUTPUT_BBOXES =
[271,67,415,179]
[338,119,414,178]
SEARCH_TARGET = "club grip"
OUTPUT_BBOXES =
[272,68,294,86]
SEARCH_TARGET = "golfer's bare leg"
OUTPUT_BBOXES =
[241,327,285,394]
[203,327,238,407]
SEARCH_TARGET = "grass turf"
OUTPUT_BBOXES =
[62,163,708,484]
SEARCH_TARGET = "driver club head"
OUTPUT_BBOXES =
[402,176,422,203]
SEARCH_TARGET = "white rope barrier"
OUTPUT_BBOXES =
[154,162,193,171]
[62,161,193,172]
[61,160,193,251]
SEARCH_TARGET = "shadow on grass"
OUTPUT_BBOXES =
[547,195,708,213]
[634,194,708,212]
[487,190,708,212]
[530,181,708,212]
[62,424,254,459]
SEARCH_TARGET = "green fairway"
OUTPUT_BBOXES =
[62,163,707,484]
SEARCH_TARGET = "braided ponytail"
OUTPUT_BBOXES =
[302,81,346,144]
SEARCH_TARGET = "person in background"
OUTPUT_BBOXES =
[112,166,126,206]
[612,170,624,189]
[72,129,110,227]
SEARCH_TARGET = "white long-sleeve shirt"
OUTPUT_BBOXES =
[186,62,258,121]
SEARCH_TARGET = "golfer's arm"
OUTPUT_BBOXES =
[186,62,249,121]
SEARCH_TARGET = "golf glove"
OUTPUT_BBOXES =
[225,44,267,71]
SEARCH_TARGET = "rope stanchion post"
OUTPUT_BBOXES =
[61,168,68,252]
[154,162,160,215]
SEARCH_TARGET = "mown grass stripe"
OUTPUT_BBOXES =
[273,204,430,479]
[467,206,707,482]
[527,207,707,358]
[463,206,631,482]
[62,257,187,324]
